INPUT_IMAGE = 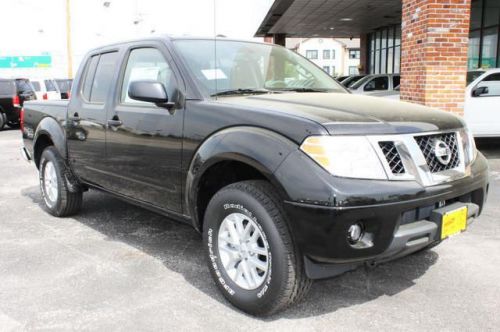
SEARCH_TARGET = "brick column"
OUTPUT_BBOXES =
[359,33,368,74]
[400,0,471,115]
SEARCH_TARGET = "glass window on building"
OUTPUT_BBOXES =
[332,50,336,59]
[305,50,318,59]
[331,66,336,76]
[349,66,358,75]
[368,26,401,74]
[323,50,330,59]
[468,0,500,69]
[322,66,330,74]
[349,49,360,59]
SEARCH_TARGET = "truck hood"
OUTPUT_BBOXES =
[217,92,465,135]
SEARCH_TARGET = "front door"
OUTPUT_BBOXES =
[465,72,500,136]
[104,45,184,213]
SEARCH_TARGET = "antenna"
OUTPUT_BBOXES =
[213,0,218,99]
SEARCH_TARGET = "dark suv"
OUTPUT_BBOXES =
[0,78,36,130]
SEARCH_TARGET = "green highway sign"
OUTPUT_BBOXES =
[0,55,52,68]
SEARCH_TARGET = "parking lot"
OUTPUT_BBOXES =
[0,128,499,331]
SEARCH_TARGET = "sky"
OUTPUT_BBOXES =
[0,0,274,78]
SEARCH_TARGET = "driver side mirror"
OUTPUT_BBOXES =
[472,86,489,97]
[128,81,175,109]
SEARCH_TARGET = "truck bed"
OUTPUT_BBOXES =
[22,100,69,156]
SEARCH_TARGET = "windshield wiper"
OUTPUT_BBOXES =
[211,88,270,97]
[272,87,331,93]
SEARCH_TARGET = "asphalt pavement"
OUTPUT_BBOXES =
[1,128,499,331]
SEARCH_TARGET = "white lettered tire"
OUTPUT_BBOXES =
[203,180,311,315]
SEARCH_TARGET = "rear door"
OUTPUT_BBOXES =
[465,71,500,136]
[104,44,184,212]
[67,51,119,184]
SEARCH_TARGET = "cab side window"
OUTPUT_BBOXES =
[364,76,388,91]
[476,73,500,97]
[81,55,99,101]
[121,48,174,105]
[90,52,119,103]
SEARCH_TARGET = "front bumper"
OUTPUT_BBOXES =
[278,152,489,279]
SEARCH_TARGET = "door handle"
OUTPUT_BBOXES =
[107,119,123,127]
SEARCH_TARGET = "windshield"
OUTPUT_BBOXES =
[15,79,34,93]
[343,75,365,87]
[56,79,72,91]
[173,39,345,96]
[466,71,485,85]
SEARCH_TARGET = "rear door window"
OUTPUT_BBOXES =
[89,52,118,103]
[82,55,99,101]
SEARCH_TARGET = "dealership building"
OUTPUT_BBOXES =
[257,0,500,114]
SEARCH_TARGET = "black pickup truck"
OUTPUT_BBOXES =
[21,37,489,315]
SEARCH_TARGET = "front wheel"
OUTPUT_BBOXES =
[39,146,83,217]
[203,180,311,316]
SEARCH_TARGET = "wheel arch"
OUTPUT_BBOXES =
[186,126,299,231]
[33,117,67,168]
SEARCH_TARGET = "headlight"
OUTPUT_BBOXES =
[300,136,387,180]
[464,127,477,164]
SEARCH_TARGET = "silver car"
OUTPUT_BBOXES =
[349,74,400,95]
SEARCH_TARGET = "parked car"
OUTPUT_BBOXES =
[340,74,366,88]
[336,75,349,82]
[465,68,500,137]
[349,73,400,94]
[30,79,62,101]
[21,37,488,316]
[55,78,73,99]
[0,78,36,130]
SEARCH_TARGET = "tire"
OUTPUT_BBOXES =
[0,113,5,131]
[203,180,312,316]
[39,146,83,217]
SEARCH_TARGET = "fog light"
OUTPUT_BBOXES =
[347,223,364,244]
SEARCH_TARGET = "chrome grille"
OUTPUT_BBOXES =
[415,132,460,173]
[379,142,405,174]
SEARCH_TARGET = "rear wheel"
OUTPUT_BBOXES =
[203,180,311,316]
[0,112,5,130]
[39,146,82,217]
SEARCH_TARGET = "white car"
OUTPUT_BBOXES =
[30,79,61,101]
[465,68,500,137]
[349,74,400,95]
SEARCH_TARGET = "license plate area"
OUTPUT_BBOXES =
[441,206,468,239]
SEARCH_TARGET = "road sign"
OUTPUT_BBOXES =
[0,55,52,68]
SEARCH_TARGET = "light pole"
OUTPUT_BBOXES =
[66,0,73,78]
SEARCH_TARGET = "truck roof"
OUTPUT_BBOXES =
[87,35,274,53]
